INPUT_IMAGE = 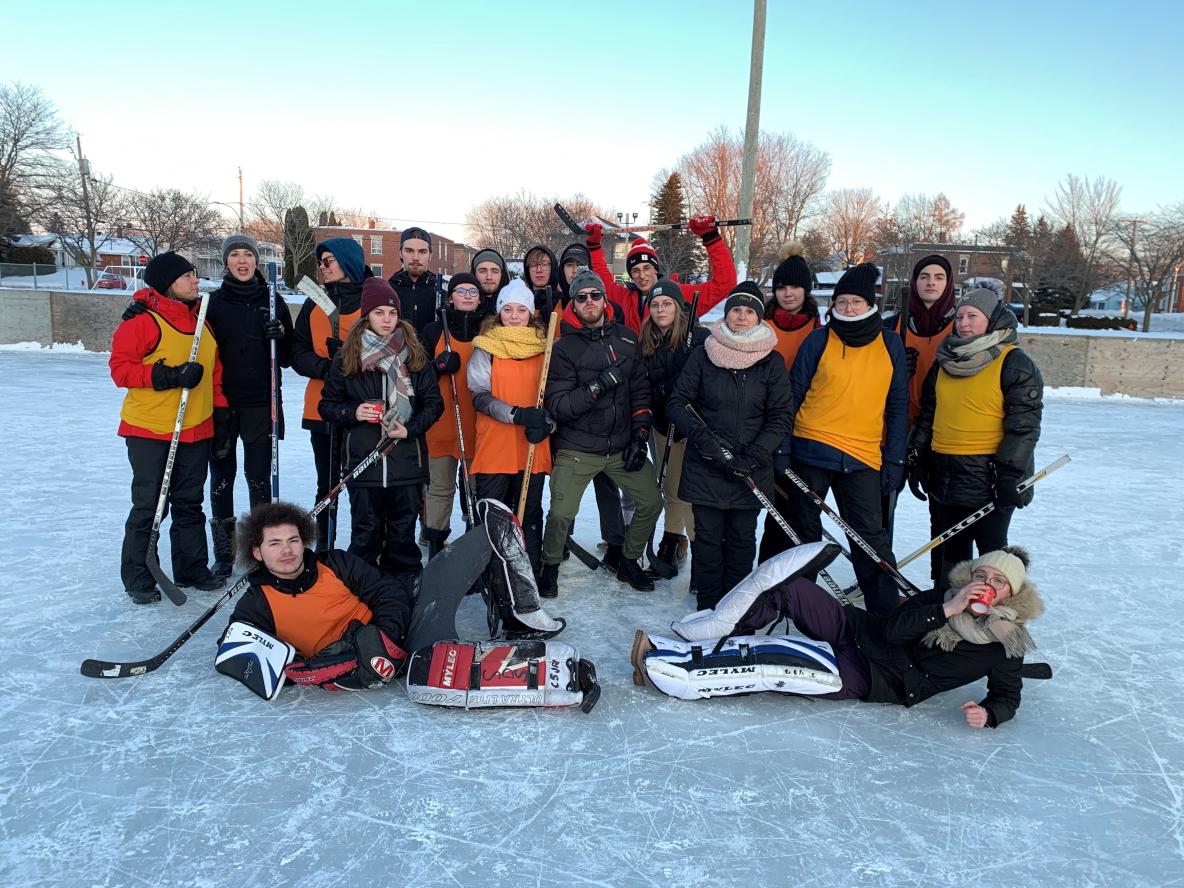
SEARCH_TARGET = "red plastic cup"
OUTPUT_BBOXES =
[969,587,996,616]
[365,399,383,423]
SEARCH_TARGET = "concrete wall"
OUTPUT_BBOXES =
[2,288,1181,398]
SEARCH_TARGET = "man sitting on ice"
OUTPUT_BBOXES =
[632,543,1044,729]
[219,501,414,693]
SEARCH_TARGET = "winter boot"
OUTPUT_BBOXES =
[538,563,560,598]
[185,573,226,592]
[676,534,689,566]
[601,543,623,572]
[424,527,449,560]
[209,517,236,579]
[617,557,655,592]
[126,586,161,605]
[654,532,681,576]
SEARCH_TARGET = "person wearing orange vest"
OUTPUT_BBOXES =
[782,263,908,616]
[467,280,556,576]
[109,252,228,604]
[757,243,822,562]
[291,237,367,549]
[908,286,1043,587]
[225,501,413,690]
[419,274,482,557]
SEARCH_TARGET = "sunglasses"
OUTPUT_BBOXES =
[573,291,604,304]
[319,256,337,268]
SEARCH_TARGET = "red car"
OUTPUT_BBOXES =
[95,274,128,290]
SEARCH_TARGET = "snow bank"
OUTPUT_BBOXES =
[0,339,93,353]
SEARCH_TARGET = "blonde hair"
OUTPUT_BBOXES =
[640,304,690,358]
[341,317,427,376]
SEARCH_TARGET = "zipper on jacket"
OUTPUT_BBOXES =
[382,375,389,488]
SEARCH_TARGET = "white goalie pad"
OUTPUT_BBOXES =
[406,640,600,713]
[671,541,839,642]
[639,632,842,701]
[215,621,296,701]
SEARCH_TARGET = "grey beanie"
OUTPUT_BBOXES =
[472,248,505,270]
[568,266,603,297]
[221,233,260,266]
[956,287,1002,319]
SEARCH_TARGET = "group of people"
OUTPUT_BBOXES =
[107,218,1048,722]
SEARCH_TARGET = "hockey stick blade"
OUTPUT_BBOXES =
[80,576,250,679]
[553,203,585,236]
[565,535,601,571]
[146,545,186,606]
[1021,662,1053,680]
[296,276,337,319]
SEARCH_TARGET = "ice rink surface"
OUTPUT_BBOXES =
[1,349,1180,887]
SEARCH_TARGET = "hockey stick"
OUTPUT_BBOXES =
[268,263,280,500]
[517,310,561,522]
[554,203,643,244]
[781,467,923,596]
[438,307,477,529]
[298,276,344,548]
[564,534,601,570]
[597,218,753,235]
[881,283,909,546]
[145,292,212,607]
[898,454,1071,569]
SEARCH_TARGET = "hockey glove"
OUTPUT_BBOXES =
[688,214,719,240]
[325,337,343,359]
[151,359,204,391]
[284,620,407,690]
[622,429,650,472]
[584,222,603,249]
[121,301,148,321]
[994,471,1026,509]
[524,413,552,445]
[212,408,233,460]
[904,346,919,377]
[513,406,547,427]
[880,461,905,497]
[586,360,626,400]
[263,318,286,341]
[432,350,461,376]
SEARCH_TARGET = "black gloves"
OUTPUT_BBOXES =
[995,470,1027,509]
[587,360,626,400]
[121,301,148,321]
[688,425,728,468]
[326,337,343,359]
[773,437,792,477]
[263,318,286,341]
[906,448,928,501]
[432,350,461,376]
[514,407,552,444]
[905,347,919,377]
[151,360,204,391]
[880,461,905,497]
[728,449,768,479]
[212,408,232,460]
[622,429,650,472]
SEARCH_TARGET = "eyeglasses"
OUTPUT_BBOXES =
[452,287,479,297]
[528,260,552,269]
[573,291,604,304]
[319,256,337,268]
[971,570,1009,591]
[833,298,868,310]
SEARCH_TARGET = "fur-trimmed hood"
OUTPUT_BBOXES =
[947,558,1044,623]
[922,558,1044,658]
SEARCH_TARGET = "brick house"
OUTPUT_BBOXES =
[312,220,477,280]
[877,242,1025,308]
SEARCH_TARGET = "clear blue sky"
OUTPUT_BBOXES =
[3,0,1179,238]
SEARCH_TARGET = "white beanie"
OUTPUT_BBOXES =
[496,279,534,315]
[971,546,1029,592]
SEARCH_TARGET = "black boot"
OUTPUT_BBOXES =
[424,527,449,560]
[676,534,689,566]
[654,532,681,576]
[538,563,559,598]
[617,557,655,592]
[126,586,161,605]
[209,517,236,579]
[601,543,623,572]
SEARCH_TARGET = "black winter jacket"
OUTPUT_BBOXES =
[847,587,1023,727]
[318,354,443,487]
[643,324,709,437]
[419,307,483,356]
[910,348,1043,507]
[667,345,792,509]
[228,549,415,649]
[545,303,651,456]
[388,268,439,335]
[206,273,293,409]
[525,244,564,326]
[291,277,365,433]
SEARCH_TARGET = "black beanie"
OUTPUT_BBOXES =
[833,263,879,304]
[143,251,196,296]
[400,226,431,247]
[447,273,481,297]
[911,254,951,280]
[723,281,766,320]
[772,242,812,293]
[645,277,686,308]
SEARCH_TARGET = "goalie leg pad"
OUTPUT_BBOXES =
[215,621,296,701]
[637,631,842,701]
[407,640,598,712]
[478,498,565,636]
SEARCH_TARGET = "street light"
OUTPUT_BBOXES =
[211,200,244,229]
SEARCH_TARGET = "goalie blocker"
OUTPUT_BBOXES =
[407,640,600,713]
[215,621,296,700]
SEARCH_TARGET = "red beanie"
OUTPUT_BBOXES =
[626,240,661,275]
[361,277,401,317]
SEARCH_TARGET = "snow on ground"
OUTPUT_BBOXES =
[1,350,1181,887]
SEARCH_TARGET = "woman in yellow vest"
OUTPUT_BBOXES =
[909,286,1043,587]
[109,252,228,603]
[467,283,555,579]
[782,263,909,617]
[291,237,366,549]
[419,274,482,557]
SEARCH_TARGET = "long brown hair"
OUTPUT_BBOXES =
[478,312,547,337]
[640,305,690,358]
[341,317,427,376]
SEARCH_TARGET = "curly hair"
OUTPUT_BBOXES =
[236,501,316,569]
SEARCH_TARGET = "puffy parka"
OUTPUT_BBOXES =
[206,272,293,409]
[389,268,439,335]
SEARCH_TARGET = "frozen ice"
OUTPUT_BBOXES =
[1,350,1180,886]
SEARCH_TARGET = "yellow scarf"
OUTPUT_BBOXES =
[473,324,546,360]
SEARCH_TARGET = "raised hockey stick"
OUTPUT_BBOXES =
[438,307,477,528]
[268,263,280,500]
[598,218,753,235]
[554,203,643,243]
[517,310,561,522]
[145,292,212,606]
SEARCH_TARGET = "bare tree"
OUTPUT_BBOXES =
[0,82,68,236]
[1045,174,1122,314]
[820,187,883,265]
[124,188,223,257]
[674,126,830,283]
[249,179,332,276]
[1108,206,1184,332]
[878,192,966,246]
[38,161,126,286]
[465,191,609,259]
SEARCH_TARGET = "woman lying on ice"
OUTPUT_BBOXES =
[631,541,1044,728]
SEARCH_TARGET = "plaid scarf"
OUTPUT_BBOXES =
[360,327,415,429]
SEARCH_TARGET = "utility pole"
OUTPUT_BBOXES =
[76,133,96,287]
[1123,217,1144,318]
[734,0,766,282]
[238,166,245,228]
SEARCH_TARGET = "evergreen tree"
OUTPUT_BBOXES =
[283,205,315,289]
[1005,205,1031,249]
[648,172,700,281]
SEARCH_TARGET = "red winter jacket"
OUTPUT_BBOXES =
[587,233,738,333]
[109,288,227,442]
